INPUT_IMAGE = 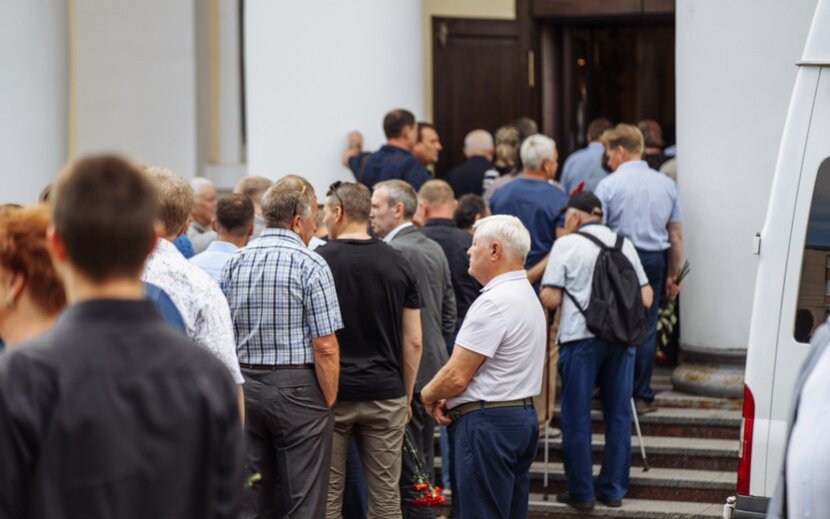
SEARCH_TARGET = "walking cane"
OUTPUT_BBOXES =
[630,398,650,472]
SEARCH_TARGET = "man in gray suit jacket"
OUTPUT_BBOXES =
[371,179,456,519]
[767,319,830,518]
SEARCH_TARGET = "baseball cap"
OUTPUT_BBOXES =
[560,191,603,217]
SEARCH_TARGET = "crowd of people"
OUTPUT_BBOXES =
[0,107,683,518]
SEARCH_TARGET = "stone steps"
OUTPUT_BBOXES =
[551,407,741,440]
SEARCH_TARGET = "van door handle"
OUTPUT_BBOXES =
[752,233,761,255]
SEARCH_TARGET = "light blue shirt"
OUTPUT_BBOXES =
[595,160,682,252]
[560,142,607,194]
[190,241,239,282]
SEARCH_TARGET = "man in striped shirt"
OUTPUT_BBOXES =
[221,176,343,519]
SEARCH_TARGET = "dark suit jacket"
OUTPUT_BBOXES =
[390,225,456,391]
[446,156,493,197]
[420,218,481,331]
[768,321,830,518]
[0,300,244,519]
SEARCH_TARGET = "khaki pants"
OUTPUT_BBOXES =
[533,313,560,429]
[326,397,408,519]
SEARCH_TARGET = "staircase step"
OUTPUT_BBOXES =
[525,462,734,503]
[537,434,738,471]
[551,407,741,440]
[434,459,735,504]
[436,494,724,518]
[655,390,742,411]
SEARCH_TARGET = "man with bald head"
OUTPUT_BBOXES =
[445,129,495,198]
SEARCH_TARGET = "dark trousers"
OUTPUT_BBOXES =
[634,249,666,403]
[342,438,368,519]
[559,338,635,501]
[400,396,436,519]
[451,405,538,519]
[241,368,334,519]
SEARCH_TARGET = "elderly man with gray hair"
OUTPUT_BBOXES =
[445,129,495,198]
[422,214,546,519]
[187,177,219,254]
[221,176,343,518]
[370,179,456,518]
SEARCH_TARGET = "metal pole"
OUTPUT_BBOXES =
[630,398,649,471]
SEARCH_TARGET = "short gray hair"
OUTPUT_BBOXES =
[464,129,494,156]
[519,134,556,171]
[375,179,417,219]
[190,177,215,200]
[473,215,531,263]
[261,175,316,228]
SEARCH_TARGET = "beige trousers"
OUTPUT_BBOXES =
[533,312,560,429]
[326,396,408,519]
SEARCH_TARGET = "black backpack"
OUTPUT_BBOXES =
[564,231,649,345]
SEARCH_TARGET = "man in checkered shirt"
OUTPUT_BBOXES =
[221,176,343,519]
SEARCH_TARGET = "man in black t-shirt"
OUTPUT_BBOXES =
[317,182,423,518]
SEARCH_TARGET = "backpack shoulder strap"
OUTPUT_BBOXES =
[613,234,624,251]
[575,231,609,250]
[563,288,587,316]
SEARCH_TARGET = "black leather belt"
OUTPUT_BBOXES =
[239,363,314,370]
[447,397,534,421]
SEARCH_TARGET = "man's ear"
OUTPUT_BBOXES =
[175,218,190,238]
[247,221,254,237]
[211,217,218,232]
[46,225,68,266]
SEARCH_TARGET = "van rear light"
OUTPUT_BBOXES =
[737,383,755,495]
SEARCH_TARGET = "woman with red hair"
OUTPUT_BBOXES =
[0,205,66,347]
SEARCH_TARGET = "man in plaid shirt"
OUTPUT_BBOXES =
[221,176,343,519]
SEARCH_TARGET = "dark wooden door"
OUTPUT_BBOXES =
[432,17,538,177]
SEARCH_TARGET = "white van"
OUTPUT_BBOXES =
[731,1,830,517]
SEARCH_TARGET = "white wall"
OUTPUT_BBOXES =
[74,0,201,178]
[0,0,67,204]
[245,0,424,194]
[677,0,817,351]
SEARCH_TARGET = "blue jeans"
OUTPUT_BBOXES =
[343,438,367,519]
[634,250,666,403]
[451,405,538,518]
[559,338,635,501]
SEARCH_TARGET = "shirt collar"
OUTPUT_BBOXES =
[257,227,305,246]
[615,160,650,173]
[156,237,184,257]
[425,218,457,228]
[206,241,239,253]
[481,269,528,293]
[383,222,414,243]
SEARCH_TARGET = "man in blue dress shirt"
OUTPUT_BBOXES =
[191,194,254,282]
[560,118,613,194]
[595,123,684,415]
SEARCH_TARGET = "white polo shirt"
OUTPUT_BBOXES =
[447,270,547,409]
[541,223,648,344]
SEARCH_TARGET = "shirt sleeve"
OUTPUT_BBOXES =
[455,298,506,358]
[541,240,567,288]
[197,283,245,385]
[669,183,683,223]
[304,264,344,337]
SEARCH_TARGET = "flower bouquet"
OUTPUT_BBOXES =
[402,429,445,507]
[656,260,691,358]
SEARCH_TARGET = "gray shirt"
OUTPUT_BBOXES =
[389,225,456,391]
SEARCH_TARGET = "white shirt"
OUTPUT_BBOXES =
[447,270,547,409]
[383,222,413,243]
[786,345,830,519]
[541,223,649,343]
[143,238,244,384]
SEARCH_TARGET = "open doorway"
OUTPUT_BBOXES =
[542,20,676,160]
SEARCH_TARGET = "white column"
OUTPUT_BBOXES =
[73,0,200,178]
[0,0,67,204]
[674,0,817,397]
[244,0,424,194]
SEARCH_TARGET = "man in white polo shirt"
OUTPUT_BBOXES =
[539,191,652,511]
[421,215,546,519]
